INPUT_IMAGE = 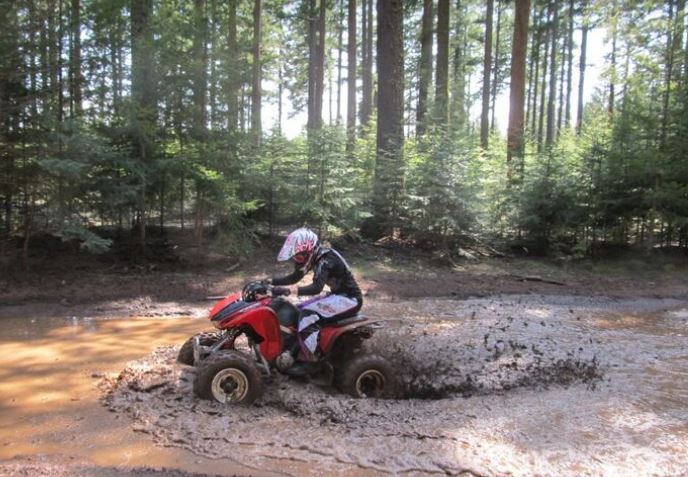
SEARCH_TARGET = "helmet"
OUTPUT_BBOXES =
[277,228,319,269]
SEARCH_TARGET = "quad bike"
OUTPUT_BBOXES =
[178,281,397,404]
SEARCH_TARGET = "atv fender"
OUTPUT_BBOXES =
[319,318,383,354]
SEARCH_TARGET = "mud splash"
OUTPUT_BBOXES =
[103,296,688,476]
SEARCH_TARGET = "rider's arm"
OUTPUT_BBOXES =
[271,266,305,286]
[297,262,330,296]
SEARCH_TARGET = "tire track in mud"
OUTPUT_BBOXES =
[102,295,688,477]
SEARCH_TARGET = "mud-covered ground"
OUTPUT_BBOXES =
[2,243,687,476]
[102,295,688,477]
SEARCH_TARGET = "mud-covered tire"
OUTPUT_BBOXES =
[177,332,222,366]
[193,351,263,404]
[336,354,398,399]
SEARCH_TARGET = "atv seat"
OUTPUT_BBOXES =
[322,314,367,327]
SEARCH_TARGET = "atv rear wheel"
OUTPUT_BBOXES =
[177,332,222,366]
[193,351,263,404]
[337,354,397,399]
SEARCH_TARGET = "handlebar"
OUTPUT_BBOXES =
[241,281,290,301]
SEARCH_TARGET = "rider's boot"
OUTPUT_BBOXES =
[276,340,299,372]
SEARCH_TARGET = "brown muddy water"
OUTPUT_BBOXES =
[0,312,280,477]
[3,295,688,477]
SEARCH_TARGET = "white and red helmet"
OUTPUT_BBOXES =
[277,228,319,268]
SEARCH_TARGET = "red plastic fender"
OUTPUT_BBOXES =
[221,306,283,362]
[319,318,380,354]
[208,293,241,320]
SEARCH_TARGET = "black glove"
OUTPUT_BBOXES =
[272,286,291,296]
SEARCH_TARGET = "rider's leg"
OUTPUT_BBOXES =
[297,310,322,361]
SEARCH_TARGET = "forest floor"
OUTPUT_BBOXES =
[1,234,687,476]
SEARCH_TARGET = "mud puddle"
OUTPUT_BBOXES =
[103,295,688,477]
[0,314,278,477]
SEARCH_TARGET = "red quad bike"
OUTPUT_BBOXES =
[178,282,397,404]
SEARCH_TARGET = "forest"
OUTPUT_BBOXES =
[1,0,687,262]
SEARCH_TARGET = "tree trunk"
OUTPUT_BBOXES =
[545,0,558,149]
[209,0,218,131]
[416,0,433,137]
[490,1,502,134]
[131,0,155,251]
[336,0,344,124]
[451,0,467,131]
[507,0,531,180]
[373,0,404,229]
[537,5,550,152]
[361,0,374,127]
[608,8,617,118]
[315,0,326,129]
[69,0,82,117]
[347,0,357,151]
[227,0,238,132]
[480,0,494,149]
[576,1,588,133]
[251,0,262,143]
[528,4,541,135]
[565,0,574,127]
[435,0,450,127]
[307,0,325,132]
[557,14,566,135]
[192,0,207,142]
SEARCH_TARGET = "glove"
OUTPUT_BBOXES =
[272,286,291,296]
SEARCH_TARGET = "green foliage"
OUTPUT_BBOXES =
[56,225,113,254]
[2,0,688,263]
[406,130,478,245]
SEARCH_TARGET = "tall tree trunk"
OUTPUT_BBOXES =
[564,0,574,127]
[545,0,558,149]
[435,0,449,126]
[251,0,262,143]
[69,0,82,117]
[528,5,542,135]
[209,0,218,131]
[490,0,502,134]
[336,0,344,124]
[557,15,566,134]
[315,0,326,129]
[110,30,120,118]
[451,0,467,131]
[227,0,238,132]
[416,0,433,136]
[192,0,207,142]
[608,7,617,118]
[507,0,531,180]
[361,0,374,127]
[537,5,550,152]
[347,0,357,151]
[662,0,684,147]
[480,0,494,149]
[373,0,404,229]
[131,0,155,251]
[307,0,325,132]
[360,0,367,126]
[576,1,588,133]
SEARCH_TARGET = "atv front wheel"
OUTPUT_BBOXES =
[177,332,222,366]
[337,354,397,399]
[193,351,263,404]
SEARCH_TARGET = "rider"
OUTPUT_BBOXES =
[265,227,362,368]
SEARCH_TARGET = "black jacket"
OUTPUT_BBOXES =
[272,248,362,300]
